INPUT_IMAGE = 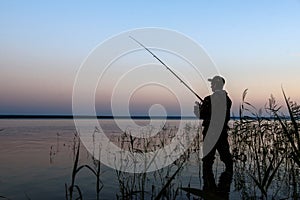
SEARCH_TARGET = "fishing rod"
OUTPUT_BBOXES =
[129,36,203,103]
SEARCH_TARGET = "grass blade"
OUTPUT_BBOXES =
[154,163,184,200]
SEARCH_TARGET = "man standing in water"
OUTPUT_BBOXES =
[194,75,233,189]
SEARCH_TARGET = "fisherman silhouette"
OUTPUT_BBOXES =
[194,75,233,187]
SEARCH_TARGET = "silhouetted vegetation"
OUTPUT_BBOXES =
[59,89,300,199]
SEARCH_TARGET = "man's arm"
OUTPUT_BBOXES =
[199,96,211,120]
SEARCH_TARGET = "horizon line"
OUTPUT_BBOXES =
[0,114,286,120]
[0,114,195,120]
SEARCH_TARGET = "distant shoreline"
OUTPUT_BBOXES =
[0,115,276,120]
[0,115,195,120]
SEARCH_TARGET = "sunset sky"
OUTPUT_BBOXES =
[1,1,300,116]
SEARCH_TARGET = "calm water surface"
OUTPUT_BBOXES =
[0,119,240,199]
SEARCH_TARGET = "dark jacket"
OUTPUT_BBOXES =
[200,90,232,128]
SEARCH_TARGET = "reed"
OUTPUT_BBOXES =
[272,88,300,167]
[112,123,195,200]
[65,133,83,200]
[231,89,300,199]
[59,90,300,199]
[63,130,105,200]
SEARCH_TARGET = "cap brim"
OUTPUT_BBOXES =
[208,78,213,82]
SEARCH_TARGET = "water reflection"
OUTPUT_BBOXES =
[182,170,233,200]
[204,170,233,199]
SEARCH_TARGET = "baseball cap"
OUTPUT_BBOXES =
[208,75,225,84]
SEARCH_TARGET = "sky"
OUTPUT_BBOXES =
[1,1,300,116]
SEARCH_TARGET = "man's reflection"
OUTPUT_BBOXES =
[202,170,233,200]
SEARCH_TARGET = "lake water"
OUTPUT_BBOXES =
[0,119,286,199]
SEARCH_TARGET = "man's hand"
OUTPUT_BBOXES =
[194,101,201,119]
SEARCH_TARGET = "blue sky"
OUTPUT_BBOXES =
[1,1,300,116]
